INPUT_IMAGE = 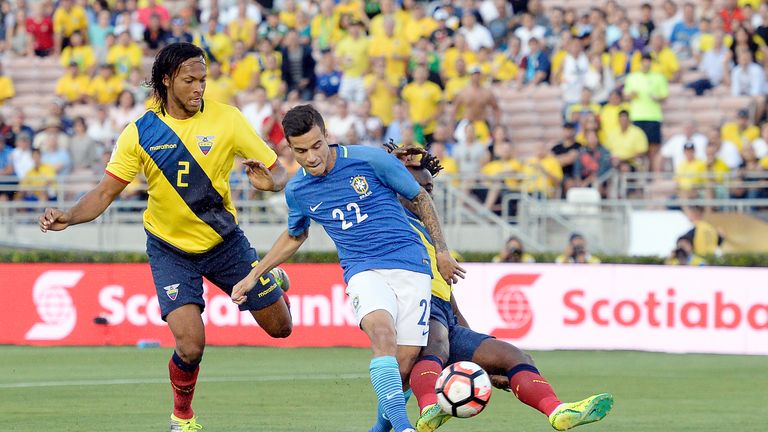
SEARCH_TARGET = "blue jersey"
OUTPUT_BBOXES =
[285,144,431,282]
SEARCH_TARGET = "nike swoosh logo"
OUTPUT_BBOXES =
[310,202,323,212]
[385,391,400,400]
[422,329,430,336]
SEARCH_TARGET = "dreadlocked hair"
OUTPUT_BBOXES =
[420,152,444,177]
[146,42,204,115]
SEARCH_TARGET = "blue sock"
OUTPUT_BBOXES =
[369,388,413,432]
[370,356,413,432]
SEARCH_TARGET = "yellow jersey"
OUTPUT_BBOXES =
[335,35,370,77]
[55,73,90,102]
[675,159,707,191]
[368,35,411,81]
[0,76,15,104]
[53,5,88,37]
[364,74,399,125]
[405,210,451,301]
[224,54,260,90]
[107,43,144,77]
[106,99,277,253]
[60,45,95,72]
[87,75,123,104]
[720,122,759,152]
[401,80,442,135]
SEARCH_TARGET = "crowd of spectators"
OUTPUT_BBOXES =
[1,0,768,210]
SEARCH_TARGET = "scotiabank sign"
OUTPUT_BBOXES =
[0,264,368,347]
[452,264,768,355]
[3,263,767,354]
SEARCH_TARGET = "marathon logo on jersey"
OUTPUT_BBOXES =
[163,284,180,301]
[196,135,215,155]
[350,176,372,199]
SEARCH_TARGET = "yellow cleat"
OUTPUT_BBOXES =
[548,393,614,431]
[415,403,452,432]
[170,414,203,431]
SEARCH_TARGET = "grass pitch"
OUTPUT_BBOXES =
[0,347,764,431]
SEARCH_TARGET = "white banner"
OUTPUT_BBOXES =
[452,264,768,355]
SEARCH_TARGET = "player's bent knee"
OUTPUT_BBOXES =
[263,320,293,338]
[176,344,204,364]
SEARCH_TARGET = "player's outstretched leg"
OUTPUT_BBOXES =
[410,320,452,432]
[363,310,416,432]
[471,338,613,430]
[370,389,412,432]
[166,304,206,431]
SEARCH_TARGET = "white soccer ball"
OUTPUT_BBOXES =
[435,361,493,418]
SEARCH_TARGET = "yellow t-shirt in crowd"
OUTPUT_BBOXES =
[401,80,442,135]
[675,159,707,191]
[0,76,15,104]
[195,32,233,63]
[720,122,759,151]
[53,5,88,37]
[492,53,519,82]
[335,35,371,77]
[107,43,143,77]
[404,16,438,44]
[60,45,95,72]
[443,75,469,103]
[106,99,277,253]
[521,155,563,196]
[227,19,257,46]
[604,125,649,161]
[204,76,238,105]
[368,35,411,82]
[481,159,522,189]
[87,75,124,104]
[55,73,90,103]
[224,54,260,90]
[442,48,477,80]
[364,74,399,125]
[260,69,283,99]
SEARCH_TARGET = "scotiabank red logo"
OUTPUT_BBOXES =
[563,288,768,330]
[490,274,539,339]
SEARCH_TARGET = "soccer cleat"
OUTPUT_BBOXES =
[170,414,203,431]
[415,403,452,432]
[270,267,290,292]
[548,393,614,431]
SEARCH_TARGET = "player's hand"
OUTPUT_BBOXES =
[393,146,427,167]
[231,273,258,305]
[39,208,71,232]
[490,374,511,391]
[243,159,276,191]
[436,250,466,285]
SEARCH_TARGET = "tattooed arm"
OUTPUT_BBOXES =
[411,189,465,284]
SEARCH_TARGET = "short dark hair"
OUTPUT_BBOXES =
[147,42,205,115]
[619,110,630,117]
[282,104,326,142]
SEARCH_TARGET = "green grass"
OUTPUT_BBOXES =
[0,347,765,431]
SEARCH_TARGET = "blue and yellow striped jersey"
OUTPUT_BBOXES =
[404,209,452,302]
[106,99,277,253]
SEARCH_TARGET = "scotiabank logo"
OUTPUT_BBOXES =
[25,271,83,340]
[490,274,539,339]
[564,288,768,330]
[98,283,357,328]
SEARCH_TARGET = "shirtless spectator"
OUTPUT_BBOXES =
[452,66,501,147]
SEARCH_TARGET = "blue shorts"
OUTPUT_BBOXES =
[430,296,492,365]
[146,229,284,320]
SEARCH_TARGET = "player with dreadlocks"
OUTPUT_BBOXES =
[369,144,614,432]
[39,42,293,431]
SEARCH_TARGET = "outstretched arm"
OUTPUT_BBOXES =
[231,230,308,304]
[39,174,127,232]
[411,189,466,284]
[243,158,289,192]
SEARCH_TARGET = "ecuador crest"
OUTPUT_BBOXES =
[196,135,215,155]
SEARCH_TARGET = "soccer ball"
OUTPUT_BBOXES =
[435,361,492,418]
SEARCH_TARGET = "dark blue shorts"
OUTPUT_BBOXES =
[430,296,492,365]
[633,120,662,144]
[146,229,284,320]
